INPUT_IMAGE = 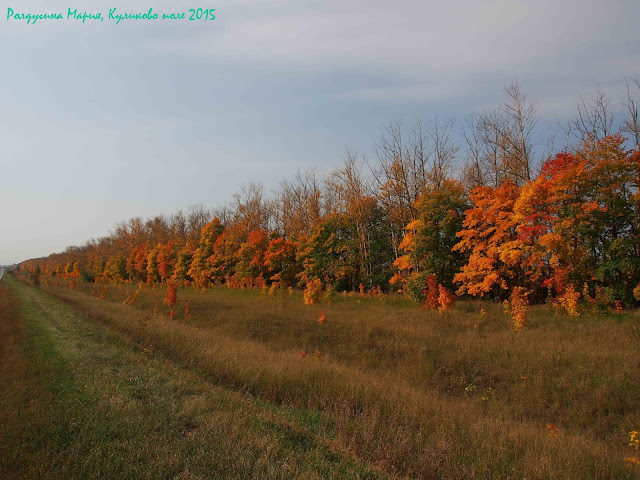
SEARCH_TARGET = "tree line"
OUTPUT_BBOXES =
[20,80,640,308]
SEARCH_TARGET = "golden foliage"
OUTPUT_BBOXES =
[303,278,323,305]
[510,287,529,331]
[557,285,580,317]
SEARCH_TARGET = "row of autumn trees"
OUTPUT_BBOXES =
[20,80,640,305]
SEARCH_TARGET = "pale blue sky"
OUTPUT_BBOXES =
[1,0,639,264]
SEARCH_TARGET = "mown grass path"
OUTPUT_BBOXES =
[0,275,383,479]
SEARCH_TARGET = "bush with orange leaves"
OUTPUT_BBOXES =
[510,287,529,331]
[164,281,178,319]
[557,285,580,317]
[420,275,455,313]
[164,281,177,307]
[421,274,439,310]
[437,285,455,313]
[253,275,267,289]
[318,311,326,324]
[303,278,323,305]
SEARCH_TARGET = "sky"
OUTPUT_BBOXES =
[1,0,639,265]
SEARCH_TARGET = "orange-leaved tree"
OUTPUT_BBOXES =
[188,217,224,287]
[264,237,299,286]
[157,242,176,283]
[235,229,269,285]
[517,136,640,304]
[453,181,522,298]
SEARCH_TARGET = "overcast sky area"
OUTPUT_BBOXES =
[1,0,639,264]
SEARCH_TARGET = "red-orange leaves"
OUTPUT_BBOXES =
[235,229,269,282]
[437,285,455,313]
[264,237,298,286]
[164,281,177,308]
[420,275,455,313]
[157,242,176,282]
[421,274,439,310]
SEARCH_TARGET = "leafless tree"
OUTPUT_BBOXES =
[573,86,615,145]
[501,82,538,182]
[186,204,213,245]
[145,215,170,244]
[372,117,460,219]
[461,82,538,189]
[211,203,233,227]
[370,117,460,257]
[372,121,416,223]
[623,76,640,150]
[326,149,373,214]
[272,170,323,239]
[428,116,459,189]
[231,182,271,235]
[461,113,488,188]
[169,210,188,243]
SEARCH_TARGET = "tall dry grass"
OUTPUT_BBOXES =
[4,276,385,479]
[29,277,640,478]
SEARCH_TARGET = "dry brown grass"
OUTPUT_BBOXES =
[15,275,640,478]
[2,275,384,479]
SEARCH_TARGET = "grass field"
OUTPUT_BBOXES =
[3,274,640,479]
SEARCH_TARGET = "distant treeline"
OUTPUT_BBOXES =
[20,81,640,307]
